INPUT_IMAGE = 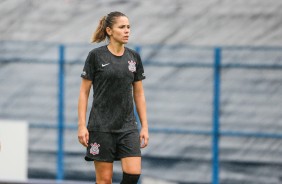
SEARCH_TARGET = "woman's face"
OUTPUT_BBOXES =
[107,16,130,44]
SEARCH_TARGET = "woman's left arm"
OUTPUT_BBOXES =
[133,81,149,148]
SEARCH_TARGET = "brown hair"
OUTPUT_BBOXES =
[91,11,127,43]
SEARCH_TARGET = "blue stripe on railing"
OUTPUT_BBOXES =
[212,47,221,184]
[57,44,65,181]
[29,123,282,139]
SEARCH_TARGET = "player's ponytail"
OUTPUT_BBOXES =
[91,11,127,43]
[91,16,107,43]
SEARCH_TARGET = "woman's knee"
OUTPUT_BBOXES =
[121,157,141,174]
[95,169,113,184]
[94,161,113,184]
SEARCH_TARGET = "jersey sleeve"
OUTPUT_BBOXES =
[134,52,146,82]
[81,51,95,81]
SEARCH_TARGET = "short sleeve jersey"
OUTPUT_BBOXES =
[81,45,146,133]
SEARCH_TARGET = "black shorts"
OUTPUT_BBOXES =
[85,129,141,162]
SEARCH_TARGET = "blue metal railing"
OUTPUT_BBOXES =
[212,47,221,184]
[57,44,65,181]
[1,41,282,183]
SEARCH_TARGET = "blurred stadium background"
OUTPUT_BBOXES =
[0,0,282,184]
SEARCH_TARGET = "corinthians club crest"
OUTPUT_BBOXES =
[90,142,100,155]
[128,60,136,72]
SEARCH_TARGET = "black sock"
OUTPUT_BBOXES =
[120,172,140,184]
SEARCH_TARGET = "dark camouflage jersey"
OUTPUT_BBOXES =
[81,45,146,132]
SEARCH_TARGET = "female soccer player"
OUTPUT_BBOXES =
[78,11,149,184]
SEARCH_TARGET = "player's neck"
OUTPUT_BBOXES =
[107,43,125,56]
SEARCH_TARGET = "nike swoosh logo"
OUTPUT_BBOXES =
[102,63,110,67]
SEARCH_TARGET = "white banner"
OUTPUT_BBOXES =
[0,120,28,181]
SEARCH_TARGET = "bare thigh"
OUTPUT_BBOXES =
[94,161,113,184]
[121,157,141,174]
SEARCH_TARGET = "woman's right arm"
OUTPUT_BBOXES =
[77,78,92,147]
